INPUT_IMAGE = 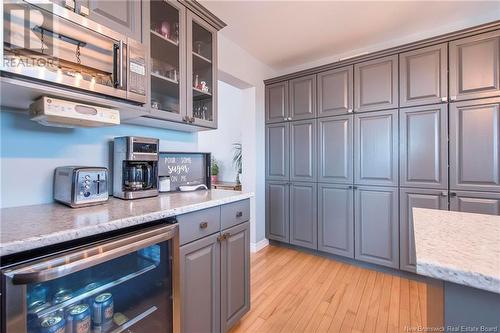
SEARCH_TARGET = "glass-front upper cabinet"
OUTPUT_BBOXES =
[187,11,218,128]
[149,0,186,122]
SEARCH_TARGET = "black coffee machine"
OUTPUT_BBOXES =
[113,136,159,199]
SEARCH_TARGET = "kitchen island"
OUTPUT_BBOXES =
[413,208,500,332]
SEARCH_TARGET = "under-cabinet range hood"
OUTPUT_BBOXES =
[30,96,120,128]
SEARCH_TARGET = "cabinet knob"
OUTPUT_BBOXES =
[199,222,208,229]
[283,117,287,121]
[236,211,243,218]
[441,97,448,102]
[288,117,292,121]
[449,192,457,197]
[347,109,353,113]
[440,191,448,197]
[450,96,457,101]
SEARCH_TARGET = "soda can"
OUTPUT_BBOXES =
[66,304,91,333]
[28,300,51,331]
[28,283,49,305]
[53,289,73,305]
[39,314,65,333]
[92,293,113,328]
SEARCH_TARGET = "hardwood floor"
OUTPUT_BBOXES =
[230,245,428,333]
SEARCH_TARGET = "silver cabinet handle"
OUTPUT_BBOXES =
[450,96,457,101]
[288,117,292,121]
[441,97,448,102]
[5,224,178,285]
[64,0,75,10]
[118,40,124,88]
[347,109,353,113]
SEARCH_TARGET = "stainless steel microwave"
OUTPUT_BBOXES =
[2,0,147,104]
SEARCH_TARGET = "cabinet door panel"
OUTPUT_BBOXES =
[318,66,353,116]
[354,55,399,112]
[221,222,250,332]
[87,0,142,42]
[180,233,221,333]
[355,109,399,186]
[400,43,448,107]
[450,98,500,192]
[266,123,289,180]
[266,82,289,123]
[450,31,500,101]
[355,186,399,268]
[290,120,316,182]
[290,183,317,250]
[318,184,354,258]
[400,188,447,272]
[450,191,500,215]
[265,182,289,242]
[318,115,353,183]
[289,75,316,120]
[400,105,448,189]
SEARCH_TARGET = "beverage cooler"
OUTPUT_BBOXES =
[1,221,179,333]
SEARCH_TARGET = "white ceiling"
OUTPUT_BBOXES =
[201,1,500,73]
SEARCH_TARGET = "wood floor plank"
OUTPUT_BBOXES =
[351,270,377,333]
[229,245,431,333]
[388,276,401,333]
[399,278,411,333]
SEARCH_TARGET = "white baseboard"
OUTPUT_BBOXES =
[250,238,269,253]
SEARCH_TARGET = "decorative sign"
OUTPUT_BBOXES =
[159,152,210,191]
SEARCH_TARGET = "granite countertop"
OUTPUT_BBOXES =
[413,208,500,294]
[0,190,253,257]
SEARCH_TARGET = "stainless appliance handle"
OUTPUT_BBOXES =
[5,224,177,285]
[118,40,125,88]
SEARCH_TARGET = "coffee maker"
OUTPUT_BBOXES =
[113,136,159,199]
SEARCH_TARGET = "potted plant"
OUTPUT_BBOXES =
[232,143,242,185]
[211,157,219,184]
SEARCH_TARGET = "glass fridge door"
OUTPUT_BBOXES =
[2,224,178,333]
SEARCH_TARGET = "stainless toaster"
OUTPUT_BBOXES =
[54,166,109,208]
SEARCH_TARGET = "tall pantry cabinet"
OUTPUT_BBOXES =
[265,27,500,273]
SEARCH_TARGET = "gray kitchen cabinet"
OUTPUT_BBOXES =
[265,181,290,242]
[449,30,500,102]
[317,66,354,117]
[450,191,500,215]
[180,232,221,333]
[318,184,354,258]
[318,115,353,184]
[355,109,399,187]
[290,119,316,182]
[86,0,142,42]
[221,221,250,332]
[266,82,289,123]
[399,43,448,107]
[289,75,317,120]
[400,104,448,189]
[265,123,289,181]
[290,182,317,250]
[354,186,399,268]
[450,97,500,192]
[186,11,218,128]
[354,55,399,112]
[399,188,448,273]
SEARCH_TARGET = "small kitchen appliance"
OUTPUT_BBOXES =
[113,136,159,200]
[30,97,120,128]
[54,166,109,208]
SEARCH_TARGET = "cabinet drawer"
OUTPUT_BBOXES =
[221,199,250,230]
[178,207,221,245]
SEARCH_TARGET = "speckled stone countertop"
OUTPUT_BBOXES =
[0,190,253,257]
[413,208,500,294]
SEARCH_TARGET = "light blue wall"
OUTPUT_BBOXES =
[0,110,198,208]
